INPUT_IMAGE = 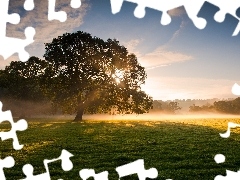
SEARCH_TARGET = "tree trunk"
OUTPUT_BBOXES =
[73,102,84,122]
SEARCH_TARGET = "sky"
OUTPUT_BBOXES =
[1,0,240,101]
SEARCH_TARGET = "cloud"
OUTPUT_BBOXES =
[165,7,189,43]
[142,76,238,100]
[122,39,142,57]
[0,56,17,69]
[168,20,187,43]
[138,46,192,69]
[4,0,90,61]
[145,64,170,70]
[122,38,193,70]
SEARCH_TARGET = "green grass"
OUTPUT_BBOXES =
[1,118,240,179]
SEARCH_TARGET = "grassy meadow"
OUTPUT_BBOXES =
[1,117,240,179]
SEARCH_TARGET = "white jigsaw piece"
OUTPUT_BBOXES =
[79,169,109,180]
[215,170,240,180]
[110,0,240,36]
[48,0,82,22]
[232,83,240,96]
[0,0,35,62]
[0,0,81,62]
[21,149,73,180]
[0,156,15,180]
[0,101,28,150]
[219,122,240,138]
[116,159,158,180]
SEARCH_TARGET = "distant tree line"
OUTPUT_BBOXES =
[151,98,240,115]
[152,100,181,113]
[189,97,240,114]
[189,103,214,113]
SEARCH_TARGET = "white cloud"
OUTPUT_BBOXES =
[168,20,187,43]
[145,64,170,70]
[122,33,193,70]
[122,38,193,70]
[122,39,142,57]
[139,46,192,68]
[165,7,189,44]
[142,76,238,100]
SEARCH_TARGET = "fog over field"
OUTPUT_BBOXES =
[82,113,240,120]
[1,97,240,121]
[31,112,240,121]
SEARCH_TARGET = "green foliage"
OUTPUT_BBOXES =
[152,100,163,111]
[167,102,181,113]
[188,98,240,114]
[0,57,48,101]
[42,31,152,120]
[213,97,240,114]
[151,101,181,113]
[189,103,214,112]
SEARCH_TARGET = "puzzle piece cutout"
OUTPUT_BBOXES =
[219,122,240,138]
[0,0,35,62]
[0,156,15,180]
[0,101,28,150]
[110,0,240,36]
[116,159,158,180]
[24,0,35,11]
[79,169,109,180]
[48,0,81,22]
[232,83,240,95]
[0,0,81,62]
[215,170,240,180]
[21,149,73,179]
[214,154,226,164]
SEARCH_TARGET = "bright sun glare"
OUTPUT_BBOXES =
[112,69,124,84]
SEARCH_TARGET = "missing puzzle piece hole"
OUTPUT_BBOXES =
[71,0,81,9]
[214,11,225,23]
[24,27,35,39]
[161,12,171,25]
[18,27,36,62]
[193,17,207,29]
[110,0,124,14]
[1,156,15,168]
[134,5,146,18]
[214,154,225,164]
[24,0,34,11]
[15,119,28,131]
[22,164,34,177]
[8,13,20,25]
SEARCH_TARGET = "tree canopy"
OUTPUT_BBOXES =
[0,56,47,101]
[41,31,152,121]
[0,57,50,117]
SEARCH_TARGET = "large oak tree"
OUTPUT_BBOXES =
[41,31,152,121]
